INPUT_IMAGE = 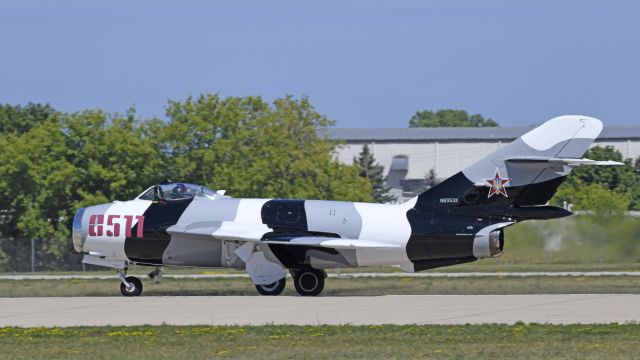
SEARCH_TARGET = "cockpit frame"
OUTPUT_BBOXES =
[136,183,219,201]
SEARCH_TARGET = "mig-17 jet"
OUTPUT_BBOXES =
[72,115,621,296]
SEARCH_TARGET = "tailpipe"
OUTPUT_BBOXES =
[473,222,513,258]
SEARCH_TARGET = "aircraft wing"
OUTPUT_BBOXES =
[168,221,399,249]
[217,229,400,249]
[259,237,401,249]
[167,221,268,242]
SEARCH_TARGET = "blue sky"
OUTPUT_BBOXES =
[1,1,638,127]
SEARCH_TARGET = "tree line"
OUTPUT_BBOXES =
[1,100,638,271]
[552,146,640,215]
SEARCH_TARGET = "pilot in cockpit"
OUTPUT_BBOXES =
[137,182,221,201]
[171,183,187,199]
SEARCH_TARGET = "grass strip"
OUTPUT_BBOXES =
[0,323,638,360]
[2,276,639,297]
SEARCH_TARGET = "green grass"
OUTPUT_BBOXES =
[3,275,640,297]
[1,324,639,360]
[402,261,640,273]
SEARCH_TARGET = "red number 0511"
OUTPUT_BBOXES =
[88,215,145,238]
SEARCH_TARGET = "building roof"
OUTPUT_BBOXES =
[323,126,640,142]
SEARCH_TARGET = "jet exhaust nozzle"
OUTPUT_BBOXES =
[473,228,505,259]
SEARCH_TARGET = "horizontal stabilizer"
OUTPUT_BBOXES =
[506,156,624,167]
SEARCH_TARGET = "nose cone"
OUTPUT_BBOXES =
[72,208,86,252]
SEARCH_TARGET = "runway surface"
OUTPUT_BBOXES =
[1,294,638,327]
[1,271,639,280]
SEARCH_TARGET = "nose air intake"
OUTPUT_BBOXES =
[72,207,86,253]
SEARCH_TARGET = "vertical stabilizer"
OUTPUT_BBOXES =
[414,116,607,211]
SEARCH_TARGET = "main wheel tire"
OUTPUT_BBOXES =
[120,276,143,297]
[293,269,325,296]
[255,277,286,296]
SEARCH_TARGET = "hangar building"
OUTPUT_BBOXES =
[326,126,640,201]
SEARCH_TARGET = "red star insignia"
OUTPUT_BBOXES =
[484,168,510,198]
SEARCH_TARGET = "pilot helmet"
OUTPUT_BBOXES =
[172,183,187,197]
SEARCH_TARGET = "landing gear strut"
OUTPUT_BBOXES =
[118,271,143,297]
[292,268,326,296]
[255,277,286,296]
[148,266,164,284]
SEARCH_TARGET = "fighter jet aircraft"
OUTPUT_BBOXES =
[72,115,621,296]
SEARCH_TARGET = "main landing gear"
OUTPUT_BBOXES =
[253,268,327,296]
[147,266,164,284]
[255,277,286,296]
[118,271,143,297]
[292,268,326,296]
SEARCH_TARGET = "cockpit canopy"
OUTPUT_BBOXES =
[137,183,219,201]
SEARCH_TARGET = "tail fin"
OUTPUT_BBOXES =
[414,115,618,214]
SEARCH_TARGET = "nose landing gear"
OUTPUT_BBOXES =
[118,271,143,296]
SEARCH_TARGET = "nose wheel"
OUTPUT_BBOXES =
[293,269,326,296]
[118,272,143,296]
